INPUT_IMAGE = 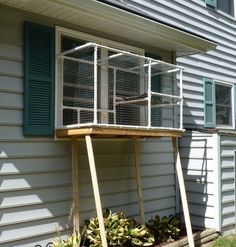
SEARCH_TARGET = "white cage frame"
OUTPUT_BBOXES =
[57,42,184,131]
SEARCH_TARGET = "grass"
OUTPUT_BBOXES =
[212,235,236,247]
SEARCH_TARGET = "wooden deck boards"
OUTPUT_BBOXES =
[56,127,184,138]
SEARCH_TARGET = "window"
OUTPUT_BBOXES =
[204,0,234,16]
[204,79,235,128]
[215,83,232,126]
[217,0,234,15]
[55,26,144,128]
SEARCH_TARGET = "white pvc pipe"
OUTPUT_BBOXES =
[179,68,183,130]
[113,69,117,124]
[148,59,152,128]
[94,45,98,124]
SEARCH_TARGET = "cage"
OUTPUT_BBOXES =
[58,43,183,130]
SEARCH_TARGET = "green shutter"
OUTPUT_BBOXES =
[205,0,217,8]
[24,22,55,136]
[146,53,162,127]
[204,78,216,128]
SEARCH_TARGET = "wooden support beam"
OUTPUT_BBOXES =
[133,138,145,224]
[71,138,80,233]
[85,135,108,247]
[172,137,194,247]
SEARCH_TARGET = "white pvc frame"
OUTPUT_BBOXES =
[58,41,184,131]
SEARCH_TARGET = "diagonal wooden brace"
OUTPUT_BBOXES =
[85,135,108,247]
[172,137,194,247]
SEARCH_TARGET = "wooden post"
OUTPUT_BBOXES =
[71,138,80,233]
[133,138,145,224]
[172,137,194,247]
[85,135,108,247]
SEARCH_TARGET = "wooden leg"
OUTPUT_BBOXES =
[172,137,194,247]
[71,138,80,233]
[85,135,108,247]
[133,138,145,224]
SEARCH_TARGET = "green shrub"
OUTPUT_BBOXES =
[146,214,181,244]
[53,230,82,247]
[84,209,154,247]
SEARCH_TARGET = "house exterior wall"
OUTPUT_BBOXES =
[0,5,177,246]
[179,131,219,230]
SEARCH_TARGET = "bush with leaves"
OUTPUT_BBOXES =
[146,214,181,244]
[53,230,82,247]
[84,209,154,247]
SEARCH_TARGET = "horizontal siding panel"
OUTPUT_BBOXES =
[0,42,23,61]
[0,58,22,77]
[221,136,236,145]
[189,204,214,218]
[221,157,234,168]
[180,147,214,159]
[221,148,236,158]
[0,216,68,244]
[186,192,214,207]
[185,181,214,194]
[221,168,235,180]
[0,157,71,174]
[0,232,56,247]
[0,91,22,109]
[182,131,213,137]
[222,202,235,216]
[222,191,235,204]
[0,172,72,191]
[0,201,70,226]
[0,141,71,157]
[0,126,27,140]
[0,26,22,46]
[183,170,214,183]
[180,138,214,148]
[190,215,216,229]
[0,186,72,209]
[144,197,175,212]
[181,159,214,171]
[77,152,174,167]
[0,75,23,93]
[0,108,22,125]
[222,214,236,228]
[221,179,235,192]
[180,56,236,77]
[221,225,236,237]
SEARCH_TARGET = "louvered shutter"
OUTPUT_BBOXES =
[24,22,55,136]
[205,0,217,8]
[204,78,216,128]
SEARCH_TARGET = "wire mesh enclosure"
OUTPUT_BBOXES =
[58,43,183,130]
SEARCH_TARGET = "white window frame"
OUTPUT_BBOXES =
[215,80,235,129]
[55,26,144,128]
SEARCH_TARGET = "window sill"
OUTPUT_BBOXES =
[216,125,234,130]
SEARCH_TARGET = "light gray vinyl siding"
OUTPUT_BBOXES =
[0,5,176,246]
[179,131,219,230]
[219,134,236,236]
[118,0,236,129]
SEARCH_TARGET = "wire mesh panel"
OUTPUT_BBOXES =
[59,43,183,130]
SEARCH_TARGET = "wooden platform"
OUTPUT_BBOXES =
[56,126,184,138]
